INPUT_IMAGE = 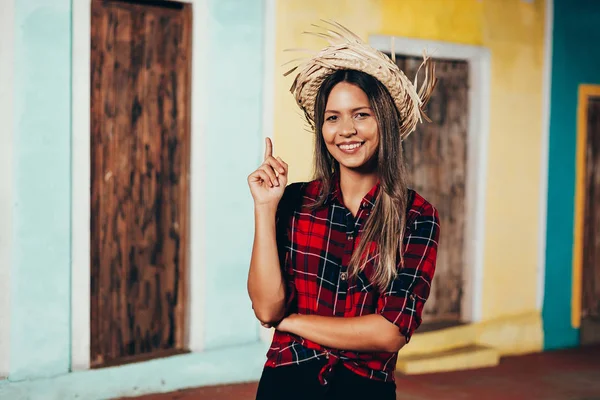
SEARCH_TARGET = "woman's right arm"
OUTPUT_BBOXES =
[248,204,286,325]
[247,138,289,326]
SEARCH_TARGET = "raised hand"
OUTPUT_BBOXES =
[248,137,289,208]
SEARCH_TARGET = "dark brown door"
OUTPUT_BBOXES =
[392,55,469,325]
[581,96,600,346]
[90,0,192,367]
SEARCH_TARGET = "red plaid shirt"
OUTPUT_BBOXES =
[264,178,440,384]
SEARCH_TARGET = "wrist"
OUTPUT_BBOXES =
[254,203,278,216]
[278,313,300,333]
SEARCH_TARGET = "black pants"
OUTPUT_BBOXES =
[255,359,396,400]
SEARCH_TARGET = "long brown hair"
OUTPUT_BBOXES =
[312,70,409,292]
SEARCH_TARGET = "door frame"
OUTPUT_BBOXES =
[369,35,491,323]
[71,0,208,371]
[259,0,277,343]
[0,0,14,378]
[572,84,600,329]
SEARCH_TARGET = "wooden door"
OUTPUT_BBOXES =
[393,55,469,324]
[581,96,600,345]
[90,0,192,367]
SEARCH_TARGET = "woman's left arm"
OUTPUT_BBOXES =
[277,313,405,353]
[277,204,440,353]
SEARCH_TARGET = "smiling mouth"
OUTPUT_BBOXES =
[337,142,364,152]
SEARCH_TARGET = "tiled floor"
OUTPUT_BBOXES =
[120,345,600,400]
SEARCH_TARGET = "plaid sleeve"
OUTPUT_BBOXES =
[377,204,440,342]
[275,183,304,314]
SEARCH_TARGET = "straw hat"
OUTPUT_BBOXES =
[284,21,437,140]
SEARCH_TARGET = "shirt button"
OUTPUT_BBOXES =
[409,294,415,301]
[340,272,348,281]
[347,234,353,240]
[325,352,330,359]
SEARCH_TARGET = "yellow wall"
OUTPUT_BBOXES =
[273,0,546,322]
[273,1,384,184]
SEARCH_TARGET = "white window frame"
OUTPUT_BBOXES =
[0,0,15,378]
[369,35,491,323]
[71,0,208,370]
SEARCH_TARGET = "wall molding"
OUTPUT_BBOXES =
[537,0,553,312]
[71,0,91,371]
[0,0,14,378]
[258,0,277,344]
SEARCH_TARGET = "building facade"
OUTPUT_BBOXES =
[1,0,599,399]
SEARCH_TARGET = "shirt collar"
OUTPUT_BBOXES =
[324,173,380,211]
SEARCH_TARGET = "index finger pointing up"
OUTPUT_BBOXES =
[264,137,273,161]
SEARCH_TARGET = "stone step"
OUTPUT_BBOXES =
[399,322,478,357]
[396,345,500,375]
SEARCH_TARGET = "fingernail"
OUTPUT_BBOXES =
[280,168,285,173]
[276,178,280,186]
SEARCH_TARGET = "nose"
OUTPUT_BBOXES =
[340,117,356,137]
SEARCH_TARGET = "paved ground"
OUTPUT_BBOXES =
[121,344,600,400]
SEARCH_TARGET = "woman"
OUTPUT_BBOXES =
[247,22,440,400]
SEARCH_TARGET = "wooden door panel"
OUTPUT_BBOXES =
[583,97,600,322]
[90,0,191,367]
[393,56,469,322]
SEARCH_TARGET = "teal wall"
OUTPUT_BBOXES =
[1,342,268,400]
[203,0,265,349]
[2,0,268,397]
[544,0,600,349]
[10,0,72,380]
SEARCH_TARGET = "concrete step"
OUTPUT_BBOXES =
[396,345,500,375]
[399,322,478,357]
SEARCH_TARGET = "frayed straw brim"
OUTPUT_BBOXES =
[284,20,437,140]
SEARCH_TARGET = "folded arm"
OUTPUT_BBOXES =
[277,204,440,353]
[277,313,406,353]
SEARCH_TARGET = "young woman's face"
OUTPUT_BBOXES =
[322,82,379,173]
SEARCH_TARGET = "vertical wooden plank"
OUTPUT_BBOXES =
[115,3,134,361]
[121,4,144,357]
[134,5,164,356]
[132,3,151,357]
[90,0,99,365]
[394,56,469,323]
[91,0,117,365]
[176,4,192,349]
[91,0,191,367]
